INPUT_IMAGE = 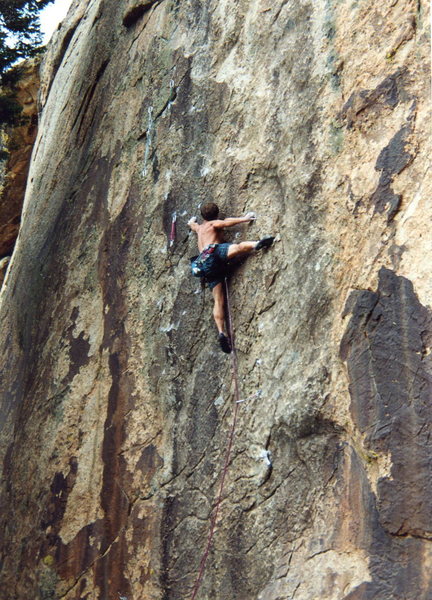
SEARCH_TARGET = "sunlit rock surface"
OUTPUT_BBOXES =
[0,1,430,599]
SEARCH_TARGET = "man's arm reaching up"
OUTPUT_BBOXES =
[213,214,255,229]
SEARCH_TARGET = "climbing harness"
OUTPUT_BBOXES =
[190,278,242,600]
[190,244,217,277]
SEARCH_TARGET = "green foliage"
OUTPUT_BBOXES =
[0,1,54,125]
[0,93,23,125]
[0,1,54,77]
[1,63,25,85]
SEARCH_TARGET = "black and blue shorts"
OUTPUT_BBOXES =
[192,243,232,290]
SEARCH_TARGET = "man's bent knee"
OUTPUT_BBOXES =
[227,244,241,259]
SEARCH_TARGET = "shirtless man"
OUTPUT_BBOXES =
[188,202,274,353]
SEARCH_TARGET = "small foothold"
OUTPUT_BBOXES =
[259,449,272,467]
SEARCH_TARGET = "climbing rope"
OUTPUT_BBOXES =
[190,278,241,600]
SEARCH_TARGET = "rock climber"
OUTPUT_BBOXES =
[188,202,274,353]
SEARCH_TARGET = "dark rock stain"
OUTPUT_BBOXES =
[79,577,89,599]
[70,60,108,131]
[136,444,163,478]
[62,307,91,385]
[130,502,151,559]
[51,191,140,597]
[369,124,414,221]
[340,268,432,598]
[337,71,415,222]
[162,190,177,237]
[338,68,407,129]
[333,446,420,600]
[5,155,138,598]
[0,170,100,595]
[67,331,90,379]
[159,495,178,600]
[122,0,159,28]
[37,458,79,563]
[223,512,263,599]
[87,192,140,598]
[74,59,110,144]
[57,520,104,581]
[41,458,78,532]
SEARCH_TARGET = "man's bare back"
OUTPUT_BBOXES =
[187,202,274,353]
[192,218,251,252]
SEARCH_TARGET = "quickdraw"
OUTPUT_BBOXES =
[169,212,177,248]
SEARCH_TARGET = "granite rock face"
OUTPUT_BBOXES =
[0,1,430,599]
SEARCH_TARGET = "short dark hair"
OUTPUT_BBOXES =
[200,202,219,221]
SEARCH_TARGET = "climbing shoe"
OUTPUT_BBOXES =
[255,236,275,251]
[219,332,232,354]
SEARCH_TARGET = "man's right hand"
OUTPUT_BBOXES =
[244,211,256,221]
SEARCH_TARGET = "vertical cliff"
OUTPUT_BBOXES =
[0,1,430,599]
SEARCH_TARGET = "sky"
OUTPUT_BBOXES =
[39,0,74,44]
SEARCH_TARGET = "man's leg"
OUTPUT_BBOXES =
[227,241,257,259]
[227,237,274,259]
[211,282,226,333]
[212,282,231,353]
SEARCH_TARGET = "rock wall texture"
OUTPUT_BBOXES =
[0,1,430,599]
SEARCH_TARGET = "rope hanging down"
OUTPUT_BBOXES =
[190,278,242,600]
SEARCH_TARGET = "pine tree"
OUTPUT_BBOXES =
[1,0,54,77]
[0,1,54,127]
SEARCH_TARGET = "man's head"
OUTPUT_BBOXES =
[200,202,219,221]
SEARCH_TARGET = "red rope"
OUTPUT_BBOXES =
[190,279,241,600]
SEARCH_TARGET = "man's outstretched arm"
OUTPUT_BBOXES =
[213,214,255,229]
